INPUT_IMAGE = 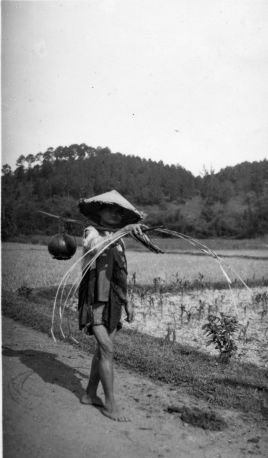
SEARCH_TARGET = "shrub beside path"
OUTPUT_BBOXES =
[2,317,267,458]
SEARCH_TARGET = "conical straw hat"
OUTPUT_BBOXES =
[78,190,143,227]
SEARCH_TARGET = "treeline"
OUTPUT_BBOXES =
[1,144,268,239]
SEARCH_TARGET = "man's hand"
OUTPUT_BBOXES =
[124,303,134,323]
[125,223,148,236]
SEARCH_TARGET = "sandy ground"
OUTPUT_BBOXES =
[2,317,267,458]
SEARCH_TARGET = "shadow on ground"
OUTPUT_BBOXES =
[2,346,87,400]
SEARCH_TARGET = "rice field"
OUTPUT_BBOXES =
[2,242,268,291]
[127,251,268,286]
[2,243,82,291]
[2,242,268,368]
[128,286,268,368]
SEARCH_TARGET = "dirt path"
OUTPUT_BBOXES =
[2,317,267,458]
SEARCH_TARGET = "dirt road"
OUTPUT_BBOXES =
[2,317,267,457]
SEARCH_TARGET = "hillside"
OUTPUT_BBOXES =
[2,145,268,239]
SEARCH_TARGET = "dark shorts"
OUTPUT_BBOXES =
[84,301,123,335]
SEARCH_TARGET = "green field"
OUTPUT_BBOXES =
[2,242,268,292]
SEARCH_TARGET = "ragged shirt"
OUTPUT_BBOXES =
[78,226,128,334]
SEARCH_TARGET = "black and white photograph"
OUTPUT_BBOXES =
[1,1,268,457]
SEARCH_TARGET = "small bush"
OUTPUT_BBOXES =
[202,313,239,363]
[253,291,268,318]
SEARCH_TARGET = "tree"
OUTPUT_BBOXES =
[16,155,26,169]
[43,147,55,162]
[25,154,35,168]
[1,164,12,176]
[4,143,267,238]
[35,152,44,164]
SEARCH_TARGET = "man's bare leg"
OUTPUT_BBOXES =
[92,325,129,421]
[80,348,103,406]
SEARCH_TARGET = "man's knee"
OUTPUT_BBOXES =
[99,339,114,359]
[93,325,114,359]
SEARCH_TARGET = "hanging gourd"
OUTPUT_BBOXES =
[48,232,77,260]
[38,211,83,261]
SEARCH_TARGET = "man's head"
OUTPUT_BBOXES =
[98,204,124,228]
[79,190,143,228]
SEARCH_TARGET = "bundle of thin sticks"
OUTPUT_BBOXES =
[50,226,251,343]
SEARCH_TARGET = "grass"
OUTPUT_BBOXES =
[2,242,268,293]
[2,286,268,420]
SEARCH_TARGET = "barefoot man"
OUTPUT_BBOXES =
[78,190,146,421]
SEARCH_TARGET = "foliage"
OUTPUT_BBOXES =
[253,291,268,306]
[202,314,239,363]
[1,147,268,239]
[253,291,268,318]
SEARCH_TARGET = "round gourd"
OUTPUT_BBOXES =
[48,233,77,260]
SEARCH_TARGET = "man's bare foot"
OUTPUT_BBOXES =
[101,403,130,422]
[80,393,104,407]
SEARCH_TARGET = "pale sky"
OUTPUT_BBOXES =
[2,0,268,176]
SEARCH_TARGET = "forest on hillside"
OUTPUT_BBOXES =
[2,144,268,239]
